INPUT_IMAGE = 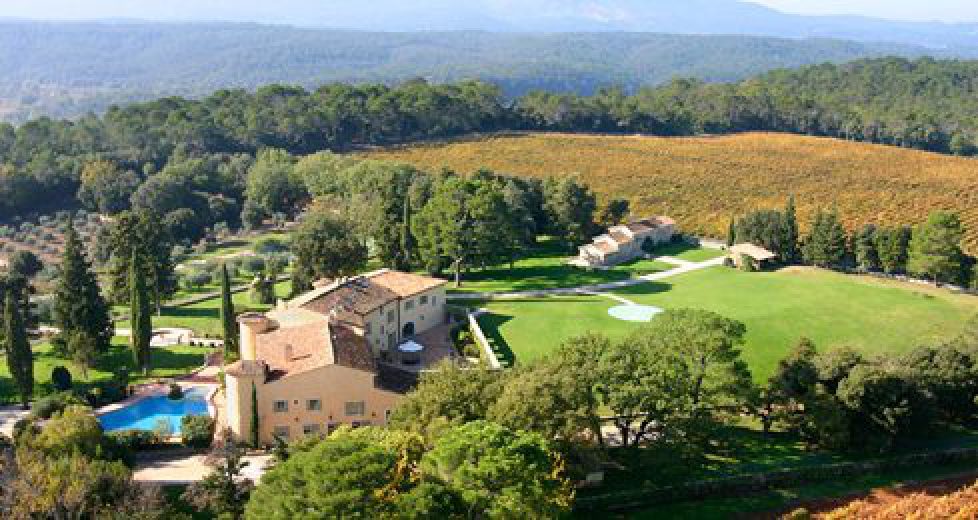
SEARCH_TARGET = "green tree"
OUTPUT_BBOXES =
[183,430,253,520]
[290,207,367,294]
[53,223,113,354]
[243,149,306,220]
[853,224,881,271]
[598,198,630,228]
[907,211,966,284]
[250,383,260,449]
[900,345,978,423]
[802,208,848,268]
[7,250,43,279]
[781,195,799,263]
[245,429,411,518]
[876,226,912,274]
[419,421,573,518]
[837,364,935,451]
[3,282,33,409]
[67,331,99,381]
[726,216,736,247]
[77,159,141,215]
[390,363,505,441]
[488,334,606,445]
[107,210,176,312]
[129,250,152,376]
[219,263,239,363]
[543,176,596,250]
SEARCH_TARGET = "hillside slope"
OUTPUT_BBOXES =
[0,21,942,122]
[362,132,978,251]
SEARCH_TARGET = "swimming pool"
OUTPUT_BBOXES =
[99,388,210,434]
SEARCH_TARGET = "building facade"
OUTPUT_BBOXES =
[223,269,448,445]
[577,216,677,267]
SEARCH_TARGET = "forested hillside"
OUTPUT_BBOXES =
[0,21,942,122]
[1,57,977,235]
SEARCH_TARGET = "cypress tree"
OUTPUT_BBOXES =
[782,196,799,263]
[220,263,239,363]
[398,194,415,271]
[4,283,33,409]
[726,217,736,247]
[129,250,153,375]
[53,223,113,354]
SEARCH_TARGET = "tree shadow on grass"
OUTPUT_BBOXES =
[475,313,517,367]
[611,281,674,297]
[161,307,218,319]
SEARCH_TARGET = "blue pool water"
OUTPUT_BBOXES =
[99,389,210,434]
[608,304,664,322]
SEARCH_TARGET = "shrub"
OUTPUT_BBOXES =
[240,255,266,273]
[12,418,39,441]
[51,366,73,392]
[254,237,289,254]
[182,271,212,290]
[107,429,163,452]
[181,415,215,449]
[168,383,184,400]
[32,392,86,420]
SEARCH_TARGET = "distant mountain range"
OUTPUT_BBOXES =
[2,19,972,123]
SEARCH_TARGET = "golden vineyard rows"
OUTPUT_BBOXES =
[361,132,978,252]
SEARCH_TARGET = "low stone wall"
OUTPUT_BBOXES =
[467,310,503,370]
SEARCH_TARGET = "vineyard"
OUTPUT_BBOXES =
[820,478,978,519]
[361,132,978,252]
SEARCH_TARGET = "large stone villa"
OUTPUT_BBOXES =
[576,216,677,267]
[223,269,452,445]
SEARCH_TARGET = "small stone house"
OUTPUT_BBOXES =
[577,216,676,267]
[729,243,778,271]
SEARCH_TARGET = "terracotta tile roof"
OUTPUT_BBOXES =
[366,270,447,298]
[625,216,676,234]
[595,241,618,254]
[610,230,632,244]
[250,321,376,382]
[225,360,267,378]
[297,270,445,321]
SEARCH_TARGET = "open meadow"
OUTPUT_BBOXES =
[474,266,978,380]
[362,132,978,252]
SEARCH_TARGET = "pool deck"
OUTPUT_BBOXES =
[132,450,274,484]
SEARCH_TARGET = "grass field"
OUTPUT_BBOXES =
[362,132,978,252]
[447,237,685,293]
[0,338,208,404]
[474,266,978,380]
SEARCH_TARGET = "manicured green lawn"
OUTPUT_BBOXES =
[652,241,727,262]
[121,280,293,337]
[446,238,688,294]
[473,267,978,380]
[0,338,209,404]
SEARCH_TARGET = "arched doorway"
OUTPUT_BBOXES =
[402,322,416,338]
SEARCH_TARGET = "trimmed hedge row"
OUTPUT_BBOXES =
[576,447,978,513]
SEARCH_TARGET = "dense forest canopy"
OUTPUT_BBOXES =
[0,56,977,228]
[0,20,957,122]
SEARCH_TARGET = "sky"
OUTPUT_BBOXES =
[0,0,975,24]
[748,0,978,23]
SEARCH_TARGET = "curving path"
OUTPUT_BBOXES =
[448,256,726,301]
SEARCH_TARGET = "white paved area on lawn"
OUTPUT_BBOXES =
[449,256,725,301]
[0,405,30,438]
[133,452,274,484]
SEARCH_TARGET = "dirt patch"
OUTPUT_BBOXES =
[754,470,978,519]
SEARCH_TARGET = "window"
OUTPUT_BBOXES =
[273,400,288,413]
[365,322,372,335]
[302,424,321,436]
[384,409,392,423]
[387,310,395,323]
[420,295,429,305]
[431,296,437,306]
[307,399,322,411]
[273,426,290,440]
[351,420,370,428]
[326,422,340,434]
[404,299,414,310]
[345,401,366,416]
[420,314,425,322]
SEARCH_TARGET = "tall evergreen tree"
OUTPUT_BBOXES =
[53,223,113,354]
[802,208,847,268]
[220,263,239,364]
[726,217,736,247]
[853,224,881,271]
[107,210,176,314]
[397,194,415,271]
[3,283,33,409]
[781,196,799,263]
[908,211,966,284]
[129,250,153,375]
[251,383,260,448]
[876,226,912,274]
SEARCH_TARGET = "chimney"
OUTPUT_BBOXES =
[238,313,272,362]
